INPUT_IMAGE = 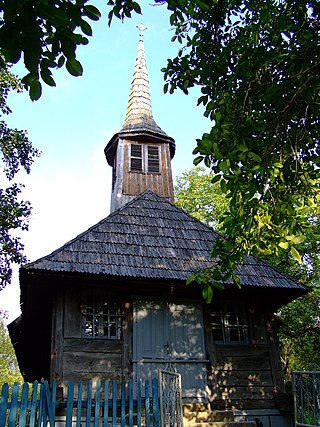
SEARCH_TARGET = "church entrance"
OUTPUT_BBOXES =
[133,300,207,399]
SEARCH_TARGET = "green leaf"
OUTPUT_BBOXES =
[66,58,83,77]
[186,275,195,285]
[80,19,93,36]
[193,156,204,165]
[84,5,101,21]
[29,80,42,101]
[290,246,302,264]
[202,284,213,303]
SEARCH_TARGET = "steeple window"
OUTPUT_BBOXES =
[130,143,160,174]
[147,146,160,173]
[130,144,143,172]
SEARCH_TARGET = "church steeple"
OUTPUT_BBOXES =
[105,26,175,213]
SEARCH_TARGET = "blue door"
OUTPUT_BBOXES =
[133,300,207,399]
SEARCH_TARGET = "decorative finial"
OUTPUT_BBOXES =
[136,23,148,40]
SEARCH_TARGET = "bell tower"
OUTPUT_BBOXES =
[104,25,176,213]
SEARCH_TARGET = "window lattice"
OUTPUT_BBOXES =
[210,303,249,344]
[130,144,143,172]
[130,144,160,174]
[82,295,121,339]
[147,146,160,173]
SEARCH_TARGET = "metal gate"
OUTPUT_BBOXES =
[158,370,183,427]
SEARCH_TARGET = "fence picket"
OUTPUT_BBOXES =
[76,381,83,427]
[112,380,117,427]
[94,380,101,427]
[29,381,38,427]
[66,381,74,427]
[18,383,29,427]
[0,377,172,427]
[0,383,9,427]
[103,380,109,427]
[86,381,93,427]
[8,383,19,427]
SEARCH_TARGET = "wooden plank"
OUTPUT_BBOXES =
[112,381,117,427]
[66,381,74,427]
[18,383,29,427]
[122,301,133,376]
[64,338,122,353]
[215,348,271,371]
[0,383,9,427]
[63,351,121,374]
[219,385,275,400]
[152,378,159,427]
[103,380,109,427]
[76,381,83,427]
[29,381,39,427]
[265,313,285,393]
[137,380,142,427]
[215,370,274,387]
[8,383,19,427]
[94,380,101,427]
[145,380,150,427]
[86,381,93,427]
[64,288,82,338]
[128,379,133,427]
[121,381,126,427]
[50,292,64,382]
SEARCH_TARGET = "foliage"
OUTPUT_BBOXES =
[174,166,228,228]
[0,310,23,385]
[0,0,106,100]
[175,165,320,377]
[278,286,320,380]
[0,63,40,289]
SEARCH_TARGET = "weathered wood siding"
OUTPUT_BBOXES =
[207,311,284,410]
[110,138,174,211]
[50,286,284,411]
[122,139,173,201]
[50,288,125,386]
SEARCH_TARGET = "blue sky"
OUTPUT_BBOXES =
[1,2,210,321]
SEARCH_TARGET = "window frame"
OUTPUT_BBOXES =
[81,293,122,340]
[130,143,160,174]
[210,302,249,345]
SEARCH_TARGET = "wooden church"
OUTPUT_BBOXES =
[9,28,307,425]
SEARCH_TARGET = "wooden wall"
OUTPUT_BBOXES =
[110,138,174,211]
[50,286,284,409]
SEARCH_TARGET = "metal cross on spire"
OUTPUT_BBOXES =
[136,23,148,40]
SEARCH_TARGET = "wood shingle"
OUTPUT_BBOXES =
[23,191,307,291]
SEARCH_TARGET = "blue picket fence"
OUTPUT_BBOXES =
[0,378,160,427]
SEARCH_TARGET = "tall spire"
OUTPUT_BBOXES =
[119,24,173,141]
[122,24,153,126]
[104,25,176,213]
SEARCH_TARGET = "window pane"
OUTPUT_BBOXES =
[147,146,159,173]
[211,303,248,344]
[83,295,121,339]
[131,144,143,172]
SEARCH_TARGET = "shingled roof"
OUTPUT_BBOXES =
[23,191,306,291]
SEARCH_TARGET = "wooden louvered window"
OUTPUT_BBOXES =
[130,144,160,174]
[210,302,249,344]
[147,146,159,173]
[130,144,143,172]
[82,294,121,339]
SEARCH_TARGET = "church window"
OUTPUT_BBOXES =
[81,294,121,339]
[130,144,160,174]
[210,302,249,344]
[147,146,160,173]
[130,144,143,172]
